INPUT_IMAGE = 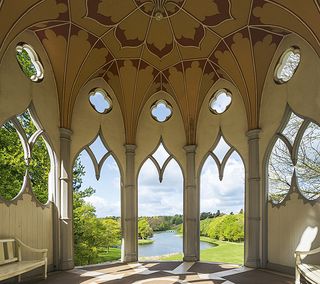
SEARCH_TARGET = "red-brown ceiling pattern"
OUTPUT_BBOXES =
[0,0,320,144]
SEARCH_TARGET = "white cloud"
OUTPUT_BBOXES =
[84,195,120,217]
[138,158,183,216]
[200,152,244,214]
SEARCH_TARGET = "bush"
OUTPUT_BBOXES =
[200,213,244,242]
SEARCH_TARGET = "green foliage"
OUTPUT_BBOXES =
[138,218,153,239]
[176,223,183,234]
[29,136,50,203]
[138,239,154,245]
[102,218,121,252]
[0,122,26,200]
[16,49,37,79]
[73,156,122,265]
[143,215,183,232]
[201,213,244,242]
[0,111,50,203]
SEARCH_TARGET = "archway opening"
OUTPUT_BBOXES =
[72,136,121,266]
[138,144,183,261]
[200,137,245,264]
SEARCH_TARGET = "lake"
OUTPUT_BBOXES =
[138,231,214,258]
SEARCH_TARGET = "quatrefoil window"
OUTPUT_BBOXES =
[274,47,300,84]
[16,43,44,82]
[89,88,112,114]
[151,100,172,122]
[209,89,232,114]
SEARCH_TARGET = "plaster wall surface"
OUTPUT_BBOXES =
[0,31,59,269]
[260,34,320,268]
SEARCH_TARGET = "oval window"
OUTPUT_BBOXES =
[89,88,112,114]
[274,47,300,84]
[16,43,44,82]
[209,89,232,114]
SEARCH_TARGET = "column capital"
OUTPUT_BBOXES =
[246,128,261,140]
[60,128,73,140]
[124,144,137,153]
[184,144,197,153]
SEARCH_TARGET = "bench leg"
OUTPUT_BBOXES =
[44,263,48,279]
[18,275,21,283]
[295,267,301,284]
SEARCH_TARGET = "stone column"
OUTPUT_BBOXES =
[245,129,261,268]
[123,144,138,262]
[183,145,199,262]
[59,128,74,270]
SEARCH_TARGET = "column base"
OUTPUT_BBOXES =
[123,253,138,263]
[183,255,198,262]
[245,258,260,268]
[60,260,74,270]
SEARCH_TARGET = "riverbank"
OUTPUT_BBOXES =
[139,252,182,261]
[138,239,154,245]
[160,238,244,264]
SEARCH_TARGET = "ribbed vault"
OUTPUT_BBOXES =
[1,0,320,144]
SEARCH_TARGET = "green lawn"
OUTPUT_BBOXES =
[160,237,244,264]
[138,239,154,245]
[96,247,121,263]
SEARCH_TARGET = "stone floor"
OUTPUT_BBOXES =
[17,261,304,284]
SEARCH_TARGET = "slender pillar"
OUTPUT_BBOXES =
[183,145,199,262]
[245,129,261,268]
[59,128,74,270]
[123,144,138,262]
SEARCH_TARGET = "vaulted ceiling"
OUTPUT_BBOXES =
[1,0,320,143]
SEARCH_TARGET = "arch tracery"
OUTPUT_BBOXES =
[267,106,320,205]
[0,104,55,206]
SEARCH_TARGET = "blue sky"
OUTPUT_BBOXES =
[79,97,244,217]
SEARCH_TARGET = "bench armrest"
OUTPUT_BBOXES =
[15,238,47,261]
[295,246,320,257]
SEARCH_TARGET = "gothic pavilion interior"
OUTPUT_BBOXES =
[0,0,320,283]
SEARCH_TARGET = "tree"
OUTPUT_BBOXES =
[138,218,153,239]
[269,114,320,201]
[0,111,50,203]
[205,213,244,242]
[200,212,214,220]
[103,218,121,252]
[73,156,123,265]
[0,122,26,200]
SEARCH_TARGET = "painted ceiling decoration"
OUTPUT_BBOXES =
[1,0,320,144]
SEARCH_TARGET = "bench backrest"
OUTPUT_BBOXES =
[0,239,18,266]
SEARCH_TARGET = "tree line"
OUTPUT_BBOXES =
[200,213,244,242]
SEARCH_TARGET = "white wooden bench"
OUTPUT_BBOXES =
[295,246,320,284]
[0,238,47,282]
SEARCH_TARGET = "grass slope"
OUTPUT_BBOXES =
[96,247,121,263]
[160,237,244,264]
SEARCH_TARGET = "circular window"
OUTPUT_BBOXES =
[89,88,112,114]
[209,89,232,114]
[151,100,172,122]
[274,47,300,84]
[16,43,44,82]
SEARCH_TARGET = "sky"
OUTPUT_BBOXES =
[78,96,244,217]
[78,137,244,218]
